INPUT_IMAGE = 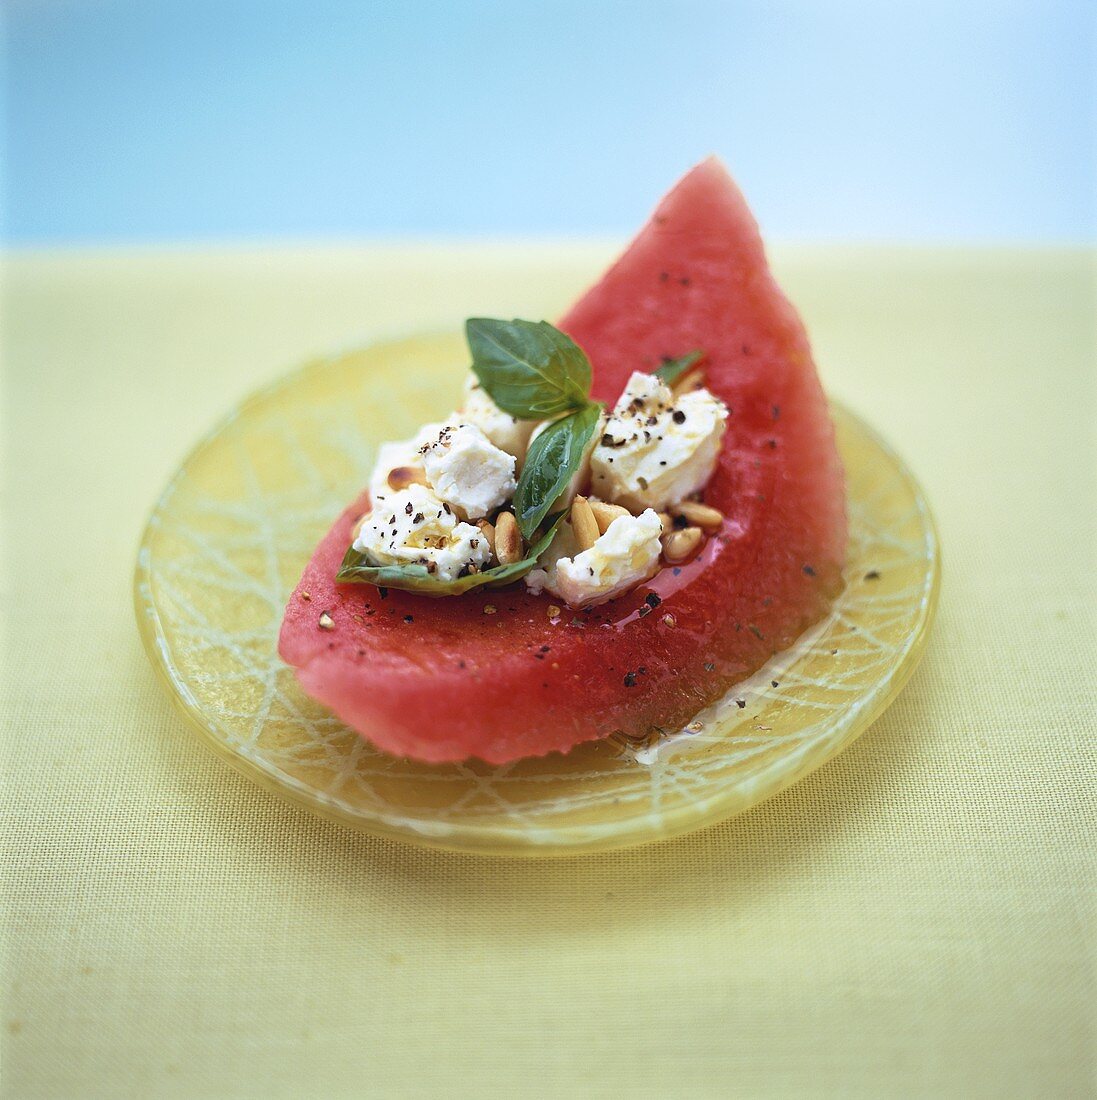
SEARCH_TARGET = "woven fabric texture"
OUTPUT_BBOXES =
[3,246,1094,1098]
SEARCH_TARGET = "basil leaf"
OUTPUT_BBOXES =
[653,350,703,386]
[466,318,592,419]
[513,402,602,540]
[335,514,564,596]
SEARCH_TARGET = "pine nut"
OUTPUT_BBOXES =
[662,525,704,563]
[475,519,496,560]
[671,368,705,395]
[386,465,427,491]
[494,511,523,565]
[656,512,673,535]
[571,496,600,551]
[670,500,724,531]
[587,499,630,534]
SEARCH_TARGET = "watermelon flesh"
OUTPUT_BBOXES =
[278,158,846,764]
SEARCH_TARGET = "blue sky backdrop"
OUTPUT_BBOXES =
[4,0,1095,245]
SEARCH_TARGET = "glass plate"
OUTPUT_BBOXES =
[135,333,940,855]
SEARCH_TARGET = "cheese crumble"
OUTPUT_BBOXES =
[352,483,492,582]
[590,371,727,511]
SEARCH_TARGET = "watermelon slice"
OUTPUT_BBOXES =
[278,158,846,764]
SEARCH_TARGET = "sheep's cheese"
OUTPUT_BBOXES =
[353,483,491,582]
[419,422,517,519]
[590,371,727,511]
[526,509,663,608]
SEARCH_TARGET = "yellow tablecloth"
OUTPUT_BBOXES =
[3,245,1094,1098]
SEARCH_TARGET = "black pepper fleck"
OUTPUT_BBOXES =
[645,593,662,608]
[403,615,414,623]
[865,570,881,580]
[802,564,816,576]
[623,672,638,687]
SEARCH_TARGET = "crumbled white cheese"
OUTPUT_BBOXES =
[460,375,536,465]
[526,410,607,511]
[368,421,446,507]
[525,509,663,608]
[589,371,727,511]
[419,422,517,519]
[352,483,492,582]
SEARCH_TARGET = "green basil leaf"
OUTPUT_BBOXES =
[466,317,592,419]
[335,514,564,596]
[653,350,703,386]
[513,402,602,540]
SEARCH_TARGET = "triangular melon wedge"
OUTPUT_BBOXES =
[279,158,846,763]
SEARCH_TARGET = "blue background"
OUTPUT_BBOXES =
[4,0,1095,245]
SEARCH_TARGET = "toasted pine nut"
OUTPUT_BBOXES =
[475,519,496,560]
[571,496,600,551]
[671,368,705,395]
[662,525,704,563]
[587,499,630,534]
[494,510,523,565]
[670,500,724,531]
[351,512,372,541]
[656,511,673,535]
[386,465,427,491]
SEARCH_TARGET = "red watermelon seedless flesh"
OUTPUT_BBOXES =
[279,158,846,763]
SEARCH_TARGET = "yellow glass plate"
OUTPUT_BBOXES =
[135,333,939,855]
